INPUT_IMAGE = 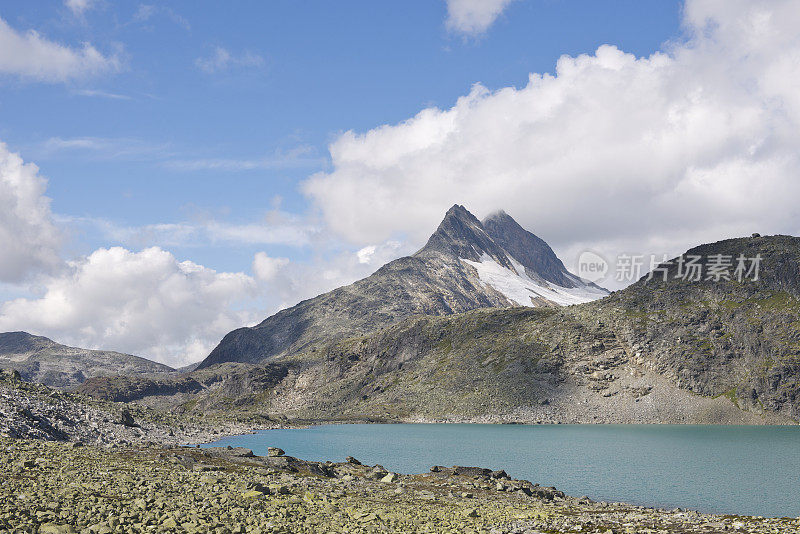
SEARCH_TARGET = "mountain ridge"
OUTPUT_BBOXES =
[198,205,605,370]
[0,331,173,389]
[78,233,800,425]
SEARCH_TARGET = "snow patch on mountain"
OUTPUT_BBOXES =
[462,253,607,306]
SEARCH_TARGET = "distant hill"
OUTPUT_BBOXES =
[0,331,173,389]
[198,204,607,369]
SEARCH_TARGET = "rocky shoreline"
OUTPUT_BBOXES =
[4,369,800,532]
[3,438,799,533]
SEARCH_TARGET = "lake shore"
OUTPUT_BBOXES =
[6,376,797,532]
[4,437,800,534]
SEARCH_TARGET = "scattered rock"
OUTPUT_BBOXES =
[119,409,136,427]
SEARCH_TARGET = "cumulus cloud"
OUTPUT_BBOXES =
[304,0,800,287]
[445,0,515,35]
[0,247,257,367]
[195,47,264,74]
[0,144,61,283]
[252,253,290,281]
[356,241,401,264]
[0,16,120,82]
[251,240,412,312]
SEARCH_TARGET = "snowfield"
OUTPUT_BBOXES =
[461,253,608,306]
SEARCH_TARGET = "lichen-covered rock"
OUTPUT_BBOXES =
[267,446,285,457]
[6,436,785,534]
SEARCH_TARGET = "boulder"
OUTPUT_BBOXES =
[452,466,492,478]
[205,447,254,458]
[119,409,136,428]
[267,447,285,457]
[368,466,388,480]
[305,462,335,477]
[263,456,293,469]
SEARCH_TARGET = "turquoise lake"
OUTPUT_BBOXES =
[201,424,800,518]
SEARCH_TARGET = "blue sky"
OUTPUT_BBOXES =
[2,0,797,365]
[3,0,680,272]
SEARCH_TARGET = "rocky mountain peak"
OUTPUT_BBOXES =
[481,210,579,288]
[197,204,608,369]
[417,204,513,268]
[482,209,509,223]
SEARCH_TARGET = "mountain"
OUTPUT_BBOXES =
[0,332,173,389]
[277,234,800,424]
[80,234,800,425]
[197,205,607,369]
[482,210,583,288]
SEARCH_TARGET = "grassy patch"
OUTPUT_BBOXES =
[181,398,198,412]
[697,338,714,354]
[715,388,741,409]
[718,300,742,311]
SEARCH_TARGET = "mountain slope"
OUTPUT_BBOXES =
[584,235,800,414]
[82,234,800,425]
[482,210,581,288]
[0,332,173,388]
[198,205,605,369]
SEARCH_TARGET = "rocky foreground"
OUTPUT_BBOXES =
[2,438,799,534]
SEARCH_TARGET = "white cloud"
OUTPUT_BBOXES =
[0,144,61,283]
[132,4,157,22]
[356,241,401,264]
[206,222,313,247]
[445,0,515,35]
[36,137,321,171]
[62,211,318,249]
[252,253,289,281]
[356,246,377,264]
[65,0,97,16]
[304,0,800,285]
[39,136,169,160]
[195,47,264,74]
[132,4,190,30]
[72,88,132,100]
[251,240,411,312]
[0,247,257,367]
[163,147,322,171]
[0,16,120,83]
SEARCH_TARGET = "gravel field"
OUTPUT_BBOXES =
[2,438,800,533]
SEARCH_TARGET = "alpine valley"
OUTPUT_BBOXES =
[63,205,800,426]
[4,204,800,533]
